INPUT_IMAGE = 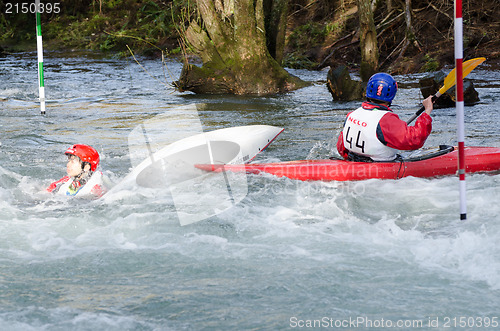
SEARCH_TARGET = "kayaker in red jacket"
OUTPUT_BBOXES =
[47,144,106,198]
[337,72,434,161]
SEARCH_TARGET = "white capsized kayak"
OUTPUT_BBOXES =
[124,125,283,188]
[107,125,283,225]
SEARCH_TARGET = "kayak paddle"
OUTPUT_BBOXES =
[406,57,486,124]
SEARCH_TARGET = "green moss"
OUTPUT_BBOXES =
[284,22,328,69]
[421,54,440,72]
[325,21,343,35]
[0,0,194,54]
[282,52,318,69]
[287,23,327,50]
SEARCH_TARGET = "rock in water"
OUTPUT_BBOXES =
[327,66,364,101]
[419,70,479,107]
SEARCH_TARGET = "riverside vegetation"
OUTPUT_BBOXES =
[1,0,498,73]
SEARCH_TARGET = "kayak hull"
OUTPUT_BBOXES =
[196,146,500,181]
[111,125,284,190]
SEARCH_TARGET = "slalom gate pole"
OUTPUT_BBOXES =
[455,0,466,220]
[36,0,46,114]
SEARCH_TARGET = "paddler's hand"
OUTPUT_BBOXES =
[422,95,434,115]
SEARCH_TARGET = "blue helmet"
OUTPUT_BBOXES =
[366,73,398,104]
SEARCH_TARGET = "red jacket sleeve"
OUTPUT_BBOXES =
[337,131,349,159]
[377,112,432,150]
[46,176,70,193]
[336,111,352,159]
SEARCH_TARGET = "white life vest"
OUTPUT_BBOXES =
[342,107,398,161]
[56,171,105,198]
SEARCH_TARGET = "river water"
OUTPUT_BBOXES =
[0,52,499,330]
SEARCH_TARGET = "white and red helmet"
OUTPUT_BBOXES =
[65,144,100,171]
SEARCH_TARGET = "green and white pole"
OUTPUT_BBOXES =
[35,0,46,114]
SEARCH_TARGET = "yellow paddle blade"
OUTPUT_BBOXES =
[438,57,486,95]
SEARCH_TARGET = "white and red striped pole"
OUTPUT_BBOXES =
[455,0,466,220]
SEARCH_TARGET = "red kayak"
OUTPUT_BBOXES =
[196,146,500,181]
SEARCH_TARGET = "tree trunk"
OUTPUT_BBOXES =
[357,0,379,81]
[393,0,422,64]
[386,0,392,12]
[264,0,288,65]
[176,0,309,95]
